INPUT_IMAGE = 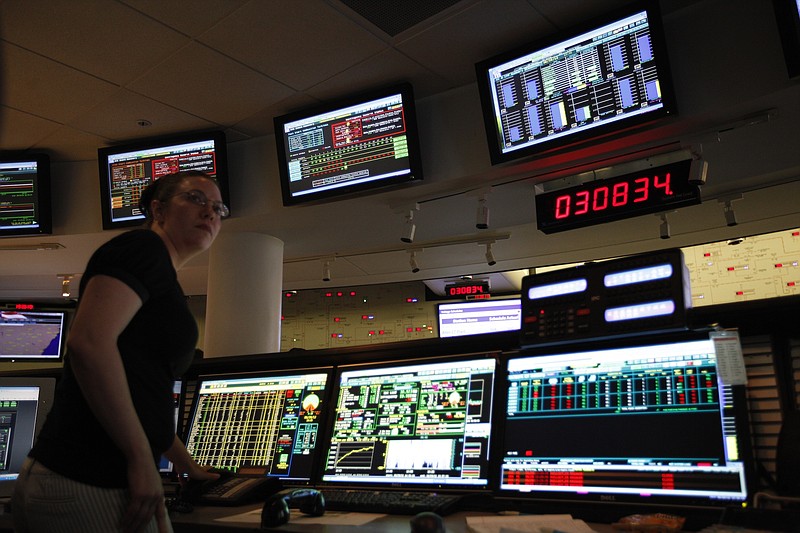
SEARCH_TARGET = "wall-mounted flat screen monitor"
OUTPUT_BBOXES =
[438,298,521,338]
[274,83,423,206]
[774,0,800,78]
[0,377,56,498]
[475,0,676,165]
[500,337,753,511]
[320,355,497,490]
[97,131,230,230]
[0,303,70,362]
[0,154,52,237]
[184,370,331,482]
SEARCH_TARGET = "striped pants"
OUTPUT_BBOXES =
[12,458,172,533]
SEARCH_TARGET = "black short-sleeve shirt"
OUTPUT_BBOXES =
[31,230,198,487]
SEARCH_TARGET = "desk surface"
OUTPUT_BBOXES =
[170,506,619,533]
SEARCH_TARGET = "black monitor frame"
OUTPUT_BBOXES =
[475,0,677,165]
[0,153,52,237]
[97,130,230,230]
[273,83,424,206]
[0,301,72,362]
[774,0,800,78]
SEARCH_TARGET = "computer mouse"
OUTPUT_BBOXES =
[410,511,445,533]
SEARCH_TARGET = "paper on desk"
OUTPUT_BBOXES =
[466,514,598,533]
[214,508,385,526]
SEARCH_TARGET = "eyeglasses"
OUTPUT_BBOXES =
[169,190,230,218]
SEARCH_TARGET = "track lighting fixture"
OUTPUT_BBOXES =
[659,213,671,240]
[476,194,490,230]
[400,206,419,244]
[321,260,331,282]
[484,242,496,266]
[723,200,738,227]
[409,251,420,273]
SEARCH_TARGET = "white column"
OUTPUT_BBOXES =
[203,232,284,357]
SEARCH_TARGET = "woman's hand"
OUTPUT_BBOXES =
[122,457,167,533]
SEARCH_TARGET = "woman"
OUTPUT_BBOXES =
[13,170,226,532]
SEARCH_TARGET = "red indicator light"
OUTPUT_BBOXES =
[775,263,783,268]
[15,303,35,310]
[703,252,711,257]
[325,292,333,297]
[379,330,385,335]
[736,291,744,296]
[793,231,800,236]
[333,317,340,322]
[336,291,343,297]
[361,315,368,320]
[406,327,413,332]
[368,330,375,335]
[727,267,735,271]
[788,282,796,287]
[576,308,591,316]
[349,291,356,296]
[330,333,337,338]
[415,327,422,332]
[523,316,538,324]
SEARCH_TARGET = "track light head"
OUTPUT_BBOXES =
[724,201,738,227]
[400,209,417,243]
[409,251,420,273]
[321,260,331,282]
[476,196,489,230]
[484,242,497,266]
[659,213,671,240]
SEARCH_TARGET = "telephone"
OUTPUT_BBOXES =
[180,469,282,506]
[260,488,325,528]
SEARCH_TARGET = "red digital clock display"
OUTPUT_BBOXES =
[535,159,701,234]
[445,281,490,298]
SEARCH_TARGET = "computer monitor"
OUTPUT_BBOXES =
[0,303,70,362]
[183,370,331,482]
[158,380,183,475]
[97,130,230,230]
[274,83,423,206]
[320,355,498,489]
[0,154,52,237]
[0,377,56,498]
[437,299,521,339]
[475,0,676,165]
[499,336,752,510]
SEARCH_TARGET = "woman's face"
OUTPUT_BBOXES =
[155,176,224,257]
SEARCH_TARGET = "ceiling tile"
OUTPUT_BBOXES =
[0,0,189,85]
[396,0,553,86]
[127,42,295,126]
[2,43,119,124]
[119,0,249,36]
[67,89,218,143]
[0,107,62,151]
[232,92,321,137]
[30,126,110,163]
[304,48,453,101]
[198,0,387,91]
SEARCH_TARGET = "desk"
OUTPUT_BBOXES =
[170,506,618,533]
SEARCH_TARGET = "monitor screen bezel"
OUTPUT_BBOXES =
[0,153,53,238]
[773,0,800,78]
[496,333,755,510]
[0,302,72,362]
[273,83,424,206]
[437,298,522,339]
[474,0,677,166]
[97,130,230,230]
[318,353,500,491]
[182,368,333,483]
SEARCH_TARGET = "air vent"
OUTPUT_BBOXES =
[341,0,461,36]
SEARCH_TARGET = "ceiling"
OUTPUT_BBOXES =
[2,0,800,301]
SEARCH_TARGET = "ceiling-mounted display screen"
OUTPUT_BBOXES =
[97,131,229,230]
[0,154,52,237]
[274,83,423,206]
[475,0,676,165]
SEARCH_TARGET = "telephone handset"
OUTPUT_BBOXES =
[181,469,282,506]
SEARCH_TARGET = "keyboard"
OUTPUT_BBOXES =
[321,489,463,515]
